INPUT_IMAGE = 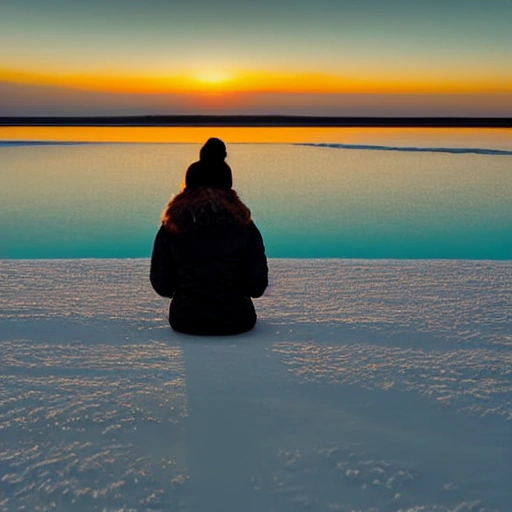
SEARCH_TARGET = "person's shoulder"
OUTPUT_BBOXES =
[156,223,168,238]
[247,220,264,235]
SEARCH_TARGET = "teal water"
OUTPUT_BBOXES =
[1,131,511,259]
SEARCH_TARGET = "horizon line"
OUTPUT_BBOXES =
[1,115,511,128]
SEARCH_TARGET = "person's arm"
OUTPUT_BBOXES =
[150,225,179,298]
[242,222,268,298]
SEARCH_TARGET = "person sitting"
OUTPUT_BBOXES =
[150,138,268,335]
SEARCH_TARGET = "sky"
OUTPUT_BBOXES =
[1,0,511,116]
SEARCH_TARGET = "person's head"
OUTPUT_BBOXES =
[185,138,232,190]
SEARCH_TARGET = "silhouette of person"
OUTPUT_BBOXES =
[150,138,268,335]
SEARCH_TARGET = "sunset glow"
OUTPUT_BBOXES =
[2,67,511,96]
[193,70,235,88]
[1,0,511,116]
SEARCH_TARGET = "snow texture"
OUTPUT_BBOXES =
[1,259,511,512]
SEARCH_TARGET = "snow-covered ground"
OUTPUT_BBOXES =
[1,259,511,512]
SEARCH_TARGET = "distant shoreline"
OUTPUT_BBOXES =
[1,115,511,128]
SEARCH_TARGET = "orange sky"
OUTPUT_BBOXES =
[2,67,511,96]
[1,0,511,115]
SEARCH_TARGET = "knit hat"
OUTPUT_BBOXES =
[199,137,227,163]
[185,138,233,190]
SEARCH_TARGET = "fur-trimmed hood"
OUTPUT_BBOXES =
[162,187,252,234]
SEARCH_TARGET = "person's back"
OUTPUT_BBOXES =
[150,138,268,335]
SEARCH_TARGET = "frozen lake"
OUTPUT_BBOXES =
[1,127,511,259]
[1,127,511,510]
[1,258,511,512]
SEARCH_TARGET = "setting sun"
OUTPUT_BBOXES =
[193,70,234,89]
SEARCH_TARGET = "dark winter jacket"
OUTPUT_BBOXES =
[150,187,268,335]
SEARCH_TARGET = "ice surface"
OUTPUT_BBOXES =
[2,142,512,259]
[299,142,512,156]
[1,259,511,512]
